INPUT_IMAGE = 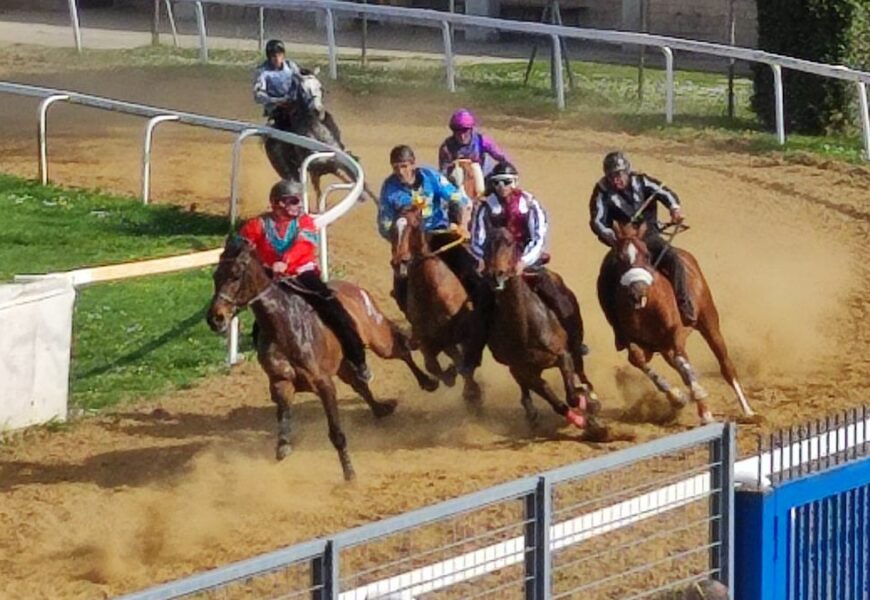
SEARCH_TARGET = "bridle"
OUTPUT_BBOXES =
[215,252,273,311]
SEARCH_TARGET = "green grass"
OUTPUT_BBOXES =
[0,173,228,280]
[71,268,248,410]
[0,173,242,410]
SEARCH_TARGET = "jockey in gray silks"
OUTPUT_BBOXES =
[590,151,695,351]
[253,39,302,128]
[459,162,587,375]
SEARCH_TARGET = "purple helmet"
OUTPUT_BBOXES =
[449,109,476,131]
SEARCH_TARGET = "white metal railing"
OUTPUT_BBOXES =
[168,0,870,159]
[0,80,366,365]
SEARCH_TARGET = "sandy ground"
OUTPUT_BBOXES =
[1,65,869,598]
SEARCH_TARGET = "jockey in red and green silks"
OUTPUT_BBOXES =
[437,109,512,175]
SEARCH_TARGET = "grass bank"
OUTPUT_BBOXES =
[1,173,240,410]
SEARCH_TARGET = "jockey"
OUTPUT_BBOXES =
[253,39,303,124]
[240,179,372,384]
[590,151,695,350]
[461,162,587,374]
[438,109,511,184]
[377,144,480,312]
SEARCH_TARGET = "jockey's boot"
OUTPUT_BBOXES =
[677,296,697,327]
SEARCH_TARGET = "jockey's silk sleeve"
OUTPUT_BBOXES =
[642,174,681,211]
[520,195,548,267]
[589,183,617,245]
[376,180,396,240]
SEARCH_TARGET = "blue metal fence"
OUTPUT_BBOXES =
[735,408,870,600]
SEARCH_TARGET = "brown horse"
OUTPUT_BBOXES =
[483,226,603,434]
[206,237,438,481]
[605,222,756,423]
[448,159,486,201]
[390,204,482,405]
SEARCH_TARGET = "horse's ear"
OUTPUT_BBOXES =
[637,221,648,239]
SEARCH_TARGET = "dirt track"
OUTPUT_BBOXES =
[1,66,869,598]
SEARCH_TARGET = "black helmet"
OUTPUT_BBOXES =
[265,39,285,58]
[603,151,631,175]
[269,179,303,202]
[389,145,416,164]
[486,161,519,189]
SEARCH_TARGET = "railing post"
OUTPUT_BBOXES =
[230,128,261,227]
[258,7,265,52]
[858,82,870,162]
[441,21,456,93]
[524,476,551,599]
[316,183,354,281]
[67,0,82,53]
[227,317,240,365]
[195,1,209,64]
[710,422,736,590]
[325,9,338,80]
[37,94,70,186]
[661,46,674,124]
[164,0,180,47]
[141,114,179,205]
[311,540,339,600]
[300,151,337,210]
[771,63,785,145]
[550,35,565,110]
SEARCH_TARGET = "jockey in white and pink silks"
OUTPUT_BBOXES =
[438,109,512,196]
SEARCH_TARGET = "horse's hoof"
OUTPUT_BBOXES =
[420,376,440,393]
[442,365,458,387]
[691,383,709,401]
[668,390,688,408]
[583,419,611,443]
[276,443,292,461]
[700,411,716,425]
[372,400,397,419]
[343,469,357,482]
[565,409,586,429]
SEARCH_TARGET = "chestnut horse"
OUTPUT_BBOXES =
[483,226,604,435]
[605,222,756,423]
[390,204,482,405]
[448,159,486,201]
[206,237,437,481]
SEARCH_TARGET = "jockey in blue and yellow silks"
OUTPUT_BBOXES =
[377,144,482,314]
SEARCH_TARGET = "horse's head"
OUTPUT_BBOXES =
[299,67,325,119]
[390,205,426,277]
[483,226,519,290]
[613,222,654,309]
[206,236,269,334]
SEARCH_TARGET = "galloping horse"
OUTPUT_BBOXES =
[448,159,486,201]
[604,222,756,423]
[483,226,603,435]
[264,69,377,203]
[206,237,438,481]
[390,204,482,405]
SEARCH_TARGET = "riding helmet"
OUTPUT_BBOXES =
[487,161,519,186]
[269,179,304,203]
[603,151,631,175]
[265,39,285,58]
[389,145,416,164]
[449,108,476,131]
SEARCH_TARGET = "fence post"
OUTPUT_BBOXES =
[771,63,785,145]
[734,489,778,600]
[441,21,456,93]
[325,9,338,80]
[710,422,736,590]
[37,95,70,186]
[550,35,565,110]
[858,82,870,161]
[661,46,674,124]
[311,540,339,600]
[164,0,179,47]
[67,0,82,53]
[524,476,551,599]
[141,115,179,205]
[195,1,209,64]
[258,7,265,52]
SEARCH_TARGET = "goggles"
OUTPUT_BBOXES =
[273,195,302,206]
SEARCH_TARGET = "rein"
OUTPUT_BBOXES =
[219,284,273,310]
[651,222,690,270]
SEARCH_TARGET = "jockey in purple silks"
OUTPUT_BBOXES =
[437,109,512,177]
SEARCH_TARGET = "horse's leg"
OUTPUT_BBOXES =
[422,345,457,387]
[368,321,439,392]
[444,344,482,409]
[338,362,397,418]
[698,309,756,418]
[270,378,295,460]
[314,377,355,481]
[557,351,586,411]
[520,369,593,432]
[627,343,687,408]
[663,350,713,424]
[519,383,538,426]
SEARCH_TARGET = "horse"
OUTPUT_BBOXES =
[483,226,604,436]
[264,68,378,203]
[206,236,438,481]
[390,204,482,406]
[604,222,756,424]
[448,159,486,201]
